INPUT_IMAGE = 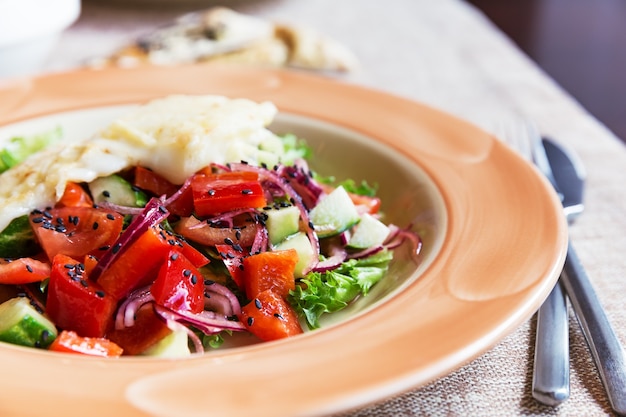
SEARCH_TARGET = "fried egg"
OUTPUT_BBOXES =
[0,95,283,232]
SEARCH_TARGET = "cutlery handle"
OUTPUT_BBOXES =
[560,241,626,415]
[532,282,570,405]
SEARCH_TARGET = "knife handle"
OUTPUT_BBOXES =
[560,240,626,415]
[532,281,570,405]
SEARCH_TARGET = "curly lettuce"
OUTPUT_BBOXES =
[288,249,393,329]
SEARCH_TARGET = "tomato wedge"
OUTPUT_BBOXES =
[0,257,50,285]
[151,250,204,314]
[55,182,94,208]
[242,249,298,299]
[239,290,303,341]
[46,254,117,338]
[191,171,266,216]
[29,206,124,262]
[49,330,123,357]
[175,216,258,247]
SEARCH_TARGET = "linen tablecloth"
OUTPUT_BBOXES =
[27,0,626,415]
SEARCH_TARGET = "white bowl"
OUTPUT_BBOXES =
[0,0,80,78]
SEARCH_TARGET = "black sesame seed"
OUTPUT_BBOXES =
[42,210,53,219]
[241,189,253,195]
[183,269,191,277]
[31,217,44,224]
[25,264,33,273]
[158,205,167,214]
[102,190,111,198]
[95,290,105,298]
[232,244,243,252]
[64,263,75,269]
[224,237,234,246]
[106,213,116,221]
[274,313,284,320]
[99,245,111,251]
[247,317,254,326]
[112,243,122,254]
[92,221,99,230]
[235,230,242,240]
[208,189,216,196]
[254,298,262,309]
[80,279,89,287]
[170,253,179,261]
[190,275,198,285]
[204,279,215,285]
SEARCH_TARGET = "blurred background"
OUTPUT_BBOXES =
[1,0,625,143]
[469,0,626,143]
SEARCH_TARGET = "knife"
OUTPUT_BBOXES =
[540,138,626,415]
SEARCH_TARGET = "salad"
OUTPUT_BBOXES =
[0,95,421,357]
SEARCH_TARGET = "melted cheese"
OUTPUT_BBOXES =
[0,95,283,232]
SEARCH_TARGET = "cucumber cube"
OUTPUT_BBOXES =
[264,205,301,245]
[309,186,360,238]
[0,297,58,348]
[89,174,148,207]
[275,232,315,278]
[348,213,391,249]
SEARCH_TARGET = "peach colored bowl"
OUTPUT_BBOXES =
[0,65,567,417]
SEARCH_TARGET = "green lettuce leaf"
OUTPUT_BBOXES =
[0,127,62,174]
[288,249,393,329]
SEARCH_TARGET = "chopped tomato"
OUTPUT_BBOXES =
[175,216,258,247]
[239,290,303,341]
[0,257,50,284]
[46,254,117,338]
[29,206,124,262]
[215,244,247,287]
[55,182,94,208]
[96,225,207,300]
[133,166,179,197]
[96,226,172,299]
[349,193,381,214]
[107,303,172,355]
[178,239,210,268]
[83,254,99,276]
[48,330,123,357]
[242,249,298,299]
[151,250,204,314]
[191,171,266,216]
[167,186,194,217]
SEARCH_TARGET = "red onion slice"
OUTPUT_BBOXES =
[229,162,320,274]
